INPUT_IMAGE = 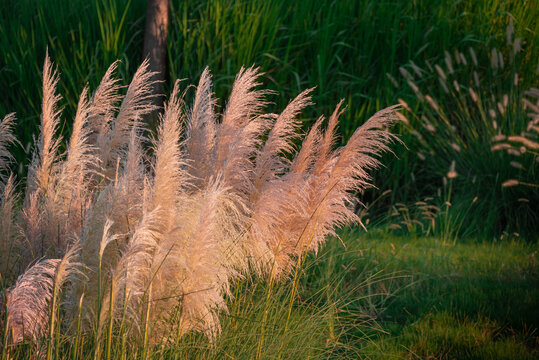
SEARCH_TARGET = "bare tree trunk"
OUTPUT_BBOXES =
[143,0,169,116]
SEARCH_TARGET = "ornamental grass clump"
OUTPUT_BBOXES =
[0,53,399,351]
[395,19,538,238]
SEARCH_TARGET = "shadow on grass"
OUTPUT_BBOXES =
[342,232,539,359]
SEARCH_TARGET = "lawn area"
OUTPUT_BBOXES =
[317,231,539,359]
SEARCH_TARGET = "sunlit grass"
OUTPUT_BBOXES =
[353,230,539,359]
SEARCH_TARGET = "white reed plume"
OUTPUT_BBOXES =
[26,51,62,197]
[99,59,158,179]
[213,66,271,178]
[54,87,100,242]
[0,174,17,276]
[185,67,218,187]
[252,88,314,195]
[151,80,190,213]
[0,113,17,182]
[87,61,122,139]
[1,259,60,346]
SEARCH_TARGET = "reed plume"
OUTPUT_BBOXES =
[185,67,218,187]
[0,113,17,277]
[19,51,64,264]
[98,59,158,180]
[26,51,62,197]
[0,113,17,182]
[0,175,17,277]
[1,259,60,345]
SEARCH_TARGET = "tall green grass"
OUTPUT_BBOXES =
[0,0,146,172]
[390,18,539,239]
[2,0,538,239]
[2,0,537,164]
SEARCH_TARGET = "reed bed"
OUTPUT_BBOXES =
[383,19,538,240]
[0,53,399,358]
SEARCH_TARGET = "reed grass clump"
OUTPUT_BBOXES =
[0,52,399,354]
[395,19,538,239]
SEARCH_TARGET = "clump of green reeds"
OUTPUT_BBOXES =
[0,52,399,356]
[395,18,538,239]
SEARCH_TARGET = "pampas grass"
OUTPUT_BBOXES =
[26,51,62,198]
[0,175,17,277]
[2,259,60,348]
[0,53,399,350]
[0,113,16,183]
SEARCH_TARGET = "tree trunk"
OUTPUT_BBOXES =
[143,0,169,113]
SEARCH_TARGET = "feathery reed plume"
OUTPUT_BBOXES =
[100,59,158,179]
[64,88,93,173]
[221,113,273,200]
[46,244,80,358]
[0,174,17,277]
[302,106,399,250]
[252,88,314,195]
[151,80,189,212]
[19,52,65,264]
[0,113,16,182]
[55,87,99,241]
[249,104,399,277]
[290,116,324,174]
[213,66,271,178]
[87,61,122,139]
[18,192,42,265]
[0,114,15,273]
[314,100,346,176]
[252,103,349,272]
[1,259,60,346]
[27,51,62,196]
[86,61,123,190]
[1,245,79,354]
[185,67,218,186]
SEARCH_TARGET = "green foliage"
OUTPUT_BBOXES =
[392,30,539,238]
[2,0,538,171]
[0,0,146,171]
